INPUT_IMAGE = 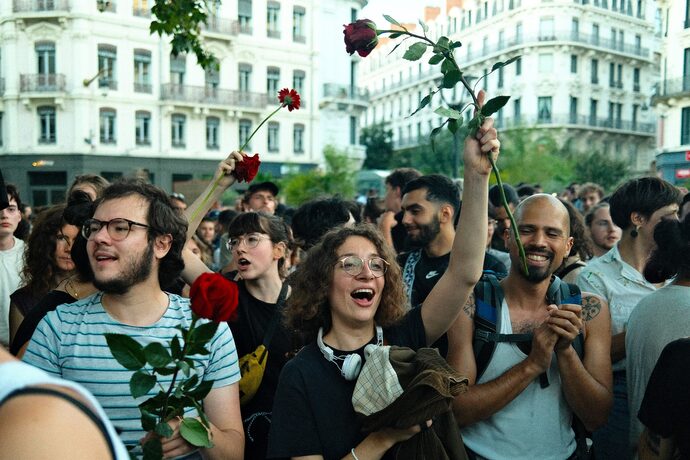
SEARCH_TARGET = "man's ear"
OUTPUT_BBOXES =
[439,204,454,224]
[564,236,574,256]
[154,234,173,259]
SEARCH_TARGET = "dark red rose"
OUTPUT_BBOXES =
[189,273,239,322]
[278,88,301,112]
[232,153,261,183]
[343,19,378,57]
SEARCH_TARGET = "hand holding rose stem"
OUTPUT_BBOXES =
[187,88,301,226]
[344,18,528,274]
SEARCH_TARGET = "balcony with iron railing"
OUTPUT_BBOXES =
[460,30,650,65]
[322,83,369,102]
[200,16,239,36]
[134,82,152,94]
[653,76,690,100]
[20,73,66,92]
[495,113,654,135]
[267,29,281,39]
[13,0,70,13]
[160,84,268,109]
[0,78,5,96]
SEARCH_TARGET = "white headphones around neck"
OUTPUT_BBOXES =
[317,326,383,381]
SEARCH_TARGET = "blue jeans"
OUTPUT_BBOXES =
[592,371,630,459]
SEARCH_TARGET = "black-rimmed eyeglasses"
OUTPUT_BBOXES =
[82,218,153,241]
[336,256,389,278]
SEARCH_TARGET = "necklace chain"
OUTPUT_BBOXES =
[65,278,79,299]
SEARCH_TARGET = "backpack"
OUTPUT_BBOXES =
[472,272,590,459]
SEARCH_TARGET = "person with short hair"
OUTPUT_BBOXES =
[23,179,244,458]
[291,197,355,251]
[379,167,422,253]
[488,183,519,253]
[577,177,682,459]
[585,202,622,258]
[578,182,605,213]
[243,181,279,215]
[68,174,110,202]
[169,192,187,212]
[0,184,25,348]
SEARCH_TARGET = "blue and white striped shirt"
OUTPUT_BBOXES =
[23,292,240,447]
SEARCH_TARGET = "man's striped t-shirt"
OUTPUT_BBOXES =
[23,292,240,447]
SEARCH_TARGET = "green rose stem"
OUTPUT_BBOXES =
[189,103,285,223]
[376,28,528,274]
[159,315,200,427]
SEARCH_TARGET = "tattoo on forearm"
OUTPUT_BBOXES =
[582,295,602,321]
[463,293,476,319]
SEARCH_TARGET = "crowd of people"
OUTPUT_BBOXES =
[1,111,689,460]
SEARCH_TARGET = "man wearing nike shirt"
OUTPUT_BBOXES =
[397,174,506,309]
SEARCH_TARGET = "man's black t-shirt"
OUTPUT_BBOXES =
[266,308,426,460]
[398,250,507,308]
[638,338,690,458]
[228,278,297,460]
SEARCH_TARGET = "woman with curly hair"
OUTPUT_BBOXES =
[266,116,500,460]
[8,204,78,342]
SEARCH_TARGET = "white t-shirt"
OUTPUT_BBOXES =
[0,237,25,347]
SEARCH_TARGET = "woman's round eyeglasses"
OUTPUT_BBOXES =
[226,233,271,251]
[336,256,389,278]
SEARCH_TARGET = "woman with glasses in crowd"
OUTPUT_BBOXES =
[265,117,499,460]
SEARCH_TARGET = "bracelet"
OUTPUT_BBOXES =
[351,447,360,460]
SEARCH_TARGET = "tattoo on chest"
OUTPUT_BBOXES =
[582,296,602,321]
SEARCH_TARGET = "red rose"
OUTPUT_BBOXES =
[278,88,301,112]
[343,19,378,57]
[189,273,239,322]
[233,153,261,183]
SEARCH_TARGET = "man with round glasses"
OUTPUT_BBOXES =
[24,179,245,458]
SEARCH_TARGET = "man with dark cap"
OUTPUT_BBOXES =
[243,181,279,215]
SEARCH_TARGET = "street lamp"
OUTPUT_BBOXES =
[83,68,107,87]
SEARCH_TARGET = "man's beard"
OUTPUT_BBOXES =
[407,215,441,248]
[517,246,555,283]
[93,241,154,295]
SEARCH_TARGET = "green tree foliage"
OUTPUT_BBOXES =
[360,123,394,169]
[282,146,356,206]
[572,150,630,190]
[393,128,466,178]
[150,0,217,70]
[495,129,576,192]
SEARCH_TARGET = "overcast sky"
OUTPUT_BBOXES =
[360,0,445,24]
